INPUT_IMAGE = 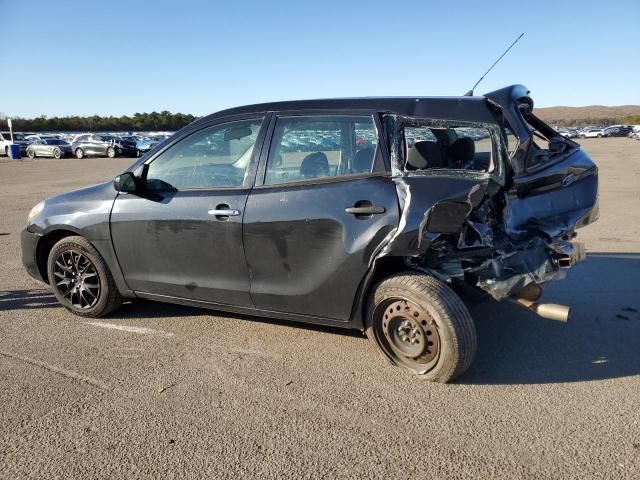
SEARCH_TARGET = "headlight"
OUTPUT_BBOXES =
[28,201,45,222]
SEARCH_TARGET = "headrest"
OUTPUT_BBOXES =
[407,141,444,169]
[300,152,330,178]
[447,137,475,165]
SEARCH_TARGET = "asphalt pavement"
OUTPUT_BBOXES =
[1,139,639,479]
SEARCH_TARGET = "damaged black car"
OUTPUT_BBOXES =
[21,85,598,382]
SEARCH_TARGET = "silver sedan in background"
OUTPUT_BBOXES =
[26,138,73,159]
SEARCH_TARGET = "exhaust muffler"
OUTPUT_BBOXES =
[509,283,570,322]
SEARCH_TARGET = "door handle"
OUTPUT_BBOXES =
[345,205,386,215]
[208,203,241,220]
[208,209,241,216]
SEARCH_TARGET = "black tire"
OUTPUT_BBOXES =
[75,148,84,159]
[47,236,123,317]
[53,148,62,159]
[27,149,36,158]
[365,272,477,383]
[106,147,115,158]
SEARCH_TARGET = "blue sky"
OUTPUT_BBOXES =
[1,0,638,118]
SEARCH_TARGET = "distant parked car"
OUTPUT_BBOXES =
[579,128,605,138]
[557,129,578,139]
[135,137,162,156]
[25,134,58,144]
[604,126,632,137]
[0,131,30,156]
[71,134,137,159]
[26,138,72,159]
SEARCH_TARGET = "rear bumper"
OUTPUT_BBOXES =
[21,228,44,282]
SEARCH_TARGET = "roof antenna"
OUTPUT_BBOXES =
[464,32,525,96]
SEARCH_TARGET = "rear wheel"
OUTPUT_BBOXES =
[106,147,115,158]
[53,148,62,159]
[366,272,477,383]
[47,236,122,317]
[75,148,84,159]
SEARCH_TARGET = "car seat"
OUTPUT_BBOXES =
[446,137,475,168]
[352,147,374,173]
[406,141,444,169]
[300,152,330,179]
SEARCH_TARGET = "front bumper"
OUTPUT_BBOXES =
[21,228,44,282]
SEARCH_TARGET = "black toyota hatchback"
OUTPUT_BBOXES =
[22,85,598,382]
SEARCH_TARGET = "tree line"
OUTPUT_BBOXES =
[4,111,197,132]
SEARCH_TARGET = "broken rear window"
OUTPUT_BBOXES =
[404,126,493,173]
[520,108,576,171]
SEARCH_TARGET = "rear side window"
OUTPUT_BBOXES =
[404,126,493,172]
[264,115,378,185]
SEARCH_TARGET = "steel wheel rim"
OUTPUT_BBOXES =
[53,249,101,309]
[374,298,441,372]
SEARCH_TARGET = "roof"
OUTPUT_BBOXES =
[196,95,498,125]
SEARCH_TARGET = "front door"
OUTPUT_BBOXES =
[243,114,399,321]
[110,117,266,306]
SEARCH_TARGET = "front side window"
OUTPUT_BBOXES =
[264,115,378,185]
[404,125,493,173]
[146,118,263,190]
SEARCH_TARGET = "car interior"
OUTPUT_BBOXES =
[264,117,378,185]
[404,126,493,172]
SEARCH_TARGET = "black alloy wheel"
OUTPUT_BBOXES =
[47,236,123,317]
[53,250,101,309]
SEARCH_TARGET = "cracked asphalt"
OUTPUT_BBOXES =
[1,138,639,479]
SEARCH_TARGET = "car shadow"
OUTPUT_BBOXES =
[0,289,59,310]
[111,300,365,338]
[460,252,640,385]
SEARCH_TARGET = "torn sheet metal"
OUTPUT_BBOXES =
[374,98,599,302]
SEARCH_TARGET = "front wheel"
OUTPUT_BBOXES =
[27,149,36,158]
[366,273,477,383]
[53,148,62,159]
[47,236,123,317]
[75,148,84,159]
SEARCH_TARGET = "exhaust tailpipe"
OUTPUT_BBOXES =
[509,297,571,322]
[509,283,570,322]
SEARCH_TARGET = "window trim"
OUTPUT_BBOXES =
[255,112,384,188]
[140,115,268,192]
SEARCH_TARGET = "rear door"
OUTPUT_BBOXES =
[110,116,267,306]
[243,113,399,321]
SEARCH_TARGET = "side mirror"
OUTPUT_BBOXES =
[114,172,137,193]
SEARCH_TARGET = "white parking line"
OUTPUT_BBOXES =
[86,322,175,338]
